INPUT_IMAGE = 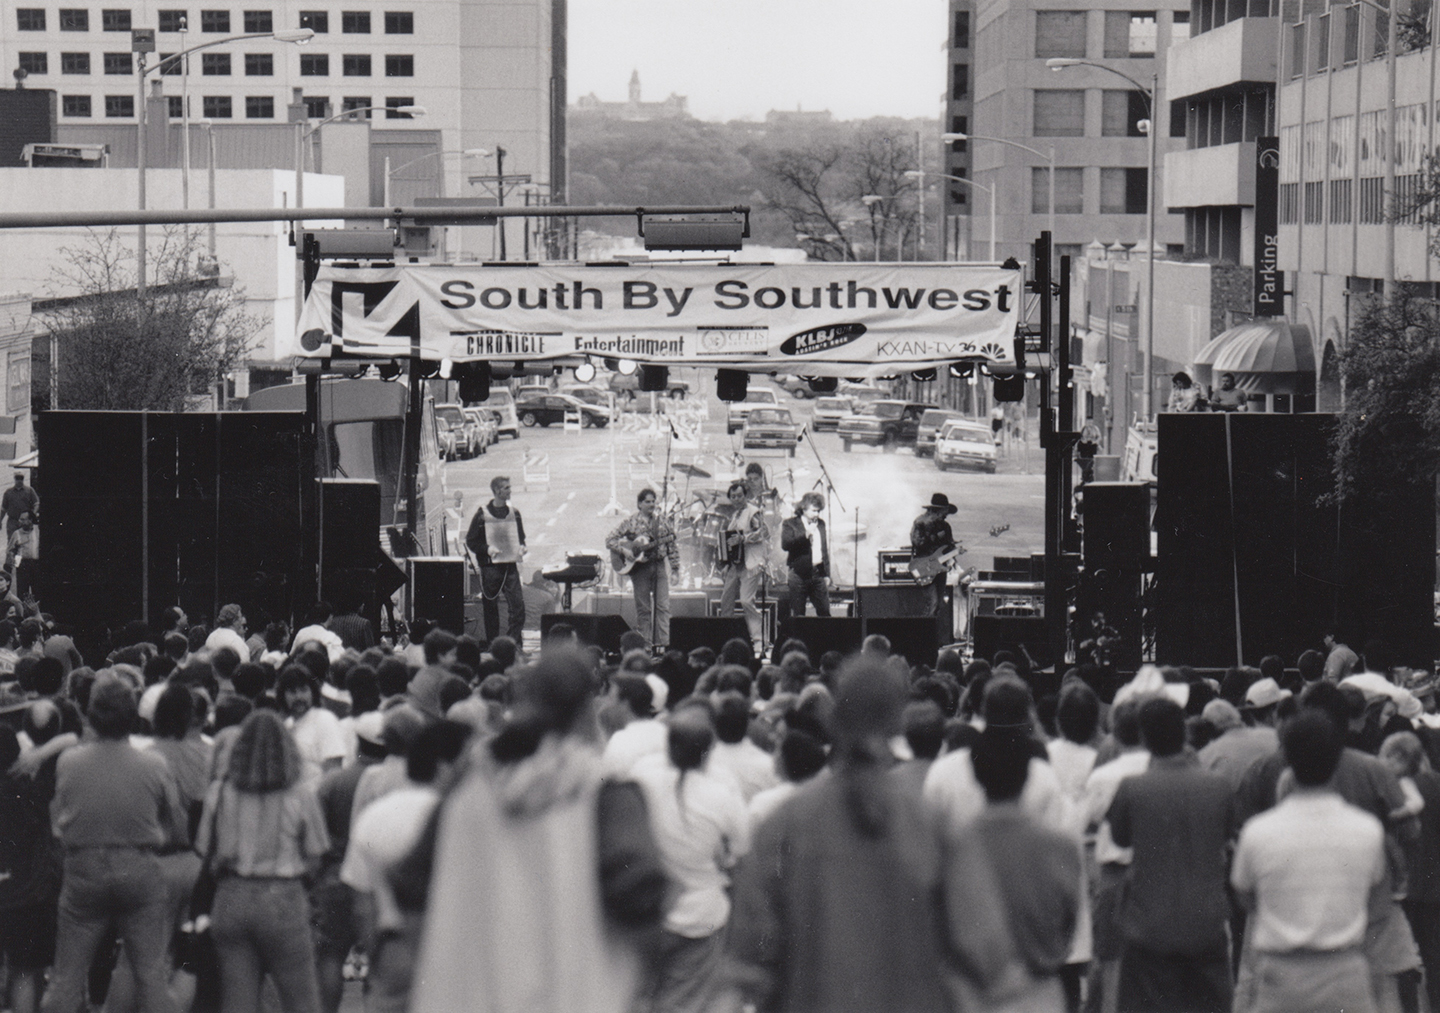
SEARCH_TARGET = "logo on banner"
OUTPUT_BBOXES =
[779,322,866,356]
[698,326,770,354]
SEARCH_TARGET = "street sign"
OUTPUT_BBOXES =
[1113,304,1136,314]
[131,28,155,52]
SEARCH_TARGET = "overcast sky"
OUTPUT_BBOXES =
[567,0,947,123]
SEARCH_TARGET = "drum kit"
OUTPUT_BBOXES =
[669,475,788,586]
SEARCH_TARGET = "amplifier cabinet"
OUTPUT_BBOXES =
[877,548,916,584]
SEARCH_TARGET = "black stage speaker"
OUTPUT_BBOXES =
[863,617,939,666]
[321,480,380,575]
[409,557,465,634]
[1082,482,1150,569]
[669,617,751,655]
[855,584,931,618]
[971,615,1051,670]
[216,413,304,627]
[541,613,631,655]
[1076,571,1143,673]
[777,616,864,656]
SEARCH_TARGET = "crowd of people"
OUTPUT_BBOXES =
[2,602,1438,1013]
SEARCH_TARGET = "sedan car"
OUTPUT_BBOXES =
[934,418,999,473]
[515,393,612,428]
[810,395,854,431]
[463,407,496,453]
[837,400,933,452]
[915,409,965,458]
[434,403,477,460]
[726,387,780,434]
[742,408,801,451]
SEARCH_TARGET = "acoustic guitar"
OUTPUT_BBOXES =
[611,530,676,575]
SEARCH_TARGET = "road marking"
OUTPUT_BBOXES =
[567,491,577,500]
[555,501,569,516]
[546,517,558,526]
[533,534,548,544]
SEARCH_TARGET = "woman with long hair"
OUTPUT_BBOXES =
[196,709,329,1013]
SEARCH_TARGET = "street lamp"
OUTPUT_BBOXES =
[383,148,489,206]
[941,132,1056,252]
[1046,57,1159,420]
[136,27,314,293]
[905,170,996,261]
[860,194,892,261]
[294,103,426,227]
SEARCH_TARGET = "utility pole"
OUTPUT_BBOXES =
[495,146,507,260]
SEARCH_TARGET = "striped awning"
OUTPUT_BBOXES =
[1193,319,1314,394]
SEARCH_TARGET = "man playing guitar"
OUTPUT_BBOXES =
[911,493,961,639]
[605,487,679,651]
[718,480,769,651]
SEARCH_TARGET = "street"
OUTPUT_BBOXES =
[442,376,1046,596]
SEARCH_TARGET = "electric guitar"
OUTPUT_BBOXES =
[909,546,964,582]
[611,530,676,575]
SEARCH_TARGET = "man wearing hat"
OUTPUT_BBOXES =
[1,471,37,538]
[911,493,960,636]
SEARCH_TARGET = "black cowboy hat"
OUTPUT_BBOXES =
[925,493,958,515]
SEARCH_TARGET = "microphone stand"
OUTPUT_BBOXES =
[801,425,851,610]
[652,416,676,650]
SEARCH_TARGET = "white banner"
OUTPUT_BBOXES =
[291,263,1023,373]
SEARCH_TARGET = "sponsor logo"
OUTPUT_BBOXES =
[698,326,770,355]
[461,331,552,356]
[779,322,866,356]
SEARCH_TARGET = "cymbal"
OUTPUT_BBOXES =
[672,462,712,478]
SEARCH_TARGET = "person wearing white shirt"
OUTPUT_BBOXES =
[600,674,668,779]
[280,666,348,783]
[707,693,779,803]
[629,705,749,1013]
[204,603,249,662]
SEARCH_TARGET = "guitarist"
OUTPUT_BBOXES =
[718,481,769,652]
[911,494,959,636]
[605,487,679,651]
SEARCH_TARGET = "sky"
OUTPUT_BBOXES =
[567,0,947,123]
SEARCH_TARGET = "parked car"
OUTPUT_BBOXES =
[742,408,802,451]
[473,389,520,439]
[838,400,934,452]
[840,384,890,405]
[810,395,854,431]
[609,371,691,399]
[726,387,781,434]
[434,403,477,460]
[557,384,611,409]
[464,407,496,453]
[915,409,965,458]
[934,418,999,473]
[515,392,612,428]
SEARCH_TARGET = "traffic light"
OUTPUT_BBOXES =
[454,362,491,403]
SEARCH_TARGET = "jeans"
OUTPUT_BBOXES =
[41,847,180,1013]
[104,850,203,1013]
[719,565,763,643]
[210,877,321,1013]
[630,562,671,649]
[786,571,830,618]
[479,563,525,643]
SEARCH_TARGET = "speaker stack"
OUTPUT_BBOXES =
[1078,481,1148,672]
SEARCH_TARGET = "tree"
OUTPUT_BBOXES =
[38,228,258,412]
[1330,288,1440,503]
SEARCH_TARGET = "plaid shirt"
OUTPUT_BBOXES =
[606,511,680,575]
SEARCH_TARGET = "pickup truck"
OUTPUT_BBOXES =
[838,400,935,452]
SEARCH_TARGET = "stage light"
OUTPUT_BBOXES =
[617,359,638,376]
[716,369,748,402]
[574,361,597,383]
[911,368,937,382]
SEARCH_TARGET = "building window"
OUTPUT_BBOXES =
[200,9,230,31]
[158,52,183,74]
[245,52,273,75]
[167,95,182,117]
[342,10,370,32]
[300,53,329,75]
[1104,11,1156,57]
[101,9,132,30]
[203,94,232,117]
[1169,98,1187,137]
[245,95,274,118]
[1036,10,1087,57]
[1359,176,1384,223]
[1302,180,1324,223]
[343,53,371,75]
[949,115,968,151]
[1033,167,1085,213]
[1289,22,1305,77]
[954,10,970,47]
[60,52,91,74]
[951,64,969,100]
[1100,167,1148,214]
[105,94,135,117]
[384,10,413,33]
[59,9,90,30]
[340,95,372,117]
[1033,89,1085,136]
[17,52,48,74]
[17,8,46,30]
[103,52,132,73]
[303,95,329,118]
[62,94,91,116]
[299,10,328,32]
[1279,182,1299,224]
[243,9,271,31]
[1171,10,1191,42]
[1329,178,1353,223]
[202,52,230,74]
[158,9,188,31]
[385,96,416,118]
[384,54,413,76]
[1101,90,1148,137]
